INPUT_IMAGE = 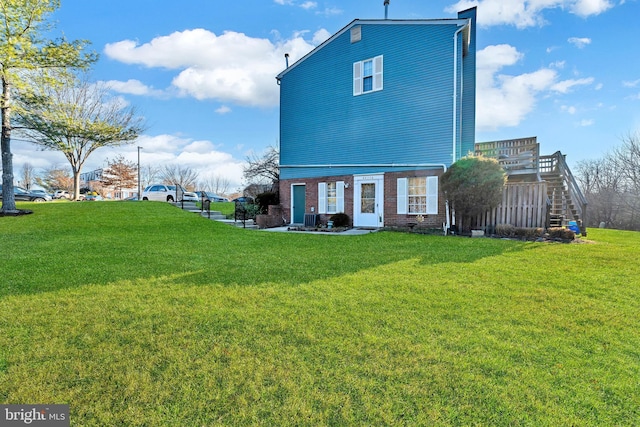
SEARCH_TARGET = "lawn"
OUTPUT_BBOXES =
[1,202,639,426]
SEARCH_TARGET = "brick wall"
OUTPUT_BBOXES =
[279,169,447,228]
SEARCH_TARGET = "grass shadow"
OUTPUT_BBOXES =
[0,202,527,297]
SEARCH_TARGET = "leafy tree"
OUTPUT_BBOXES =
[1,0,96,213]
[101,155,137,194]
[244,145,279,190]
[160,164,198,190]
[16,72,145,200]
[441,155,506,233]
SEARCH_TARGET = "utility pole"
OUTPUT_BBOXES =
[137,146,142,200]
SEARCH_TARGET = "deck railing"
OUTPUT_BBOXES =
[475,137,539,174]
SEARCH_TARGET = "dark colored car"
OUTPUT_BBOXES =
[232,196,254,204]
[197,191,228,202]
[0,186,50,202]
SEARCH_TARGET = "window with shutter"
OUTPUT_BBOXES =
[353,55,383,96]
[398,176,439,215]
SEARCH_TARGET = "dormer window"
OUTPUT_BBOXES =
[353,55,383,96]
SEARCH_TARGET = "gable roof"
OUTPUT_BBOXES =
[276,17,471,81]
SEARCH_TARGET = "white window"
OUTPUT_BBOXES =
[353,55,383,96]
[397,177,438,215]
[318,181,345,214]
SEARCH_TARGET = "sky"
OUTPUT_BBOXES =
[11,0,640,192]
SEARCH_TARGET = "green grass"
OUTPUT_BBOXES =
[1,202,639,426]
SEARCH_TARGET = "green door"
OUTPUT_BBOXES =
[292,185,306,224]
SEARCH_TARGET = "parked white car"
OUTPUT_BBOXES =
[141,184,197,202]
[53,190,70,199]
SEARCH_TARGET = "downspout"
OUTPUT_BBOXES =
[452,22,467,164]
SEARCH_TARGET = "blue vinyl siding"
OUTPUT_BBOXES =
[279,15,475,180]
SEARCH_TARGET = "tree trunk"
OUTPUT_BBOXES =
[1,76,17,213]
[73,169,81,201]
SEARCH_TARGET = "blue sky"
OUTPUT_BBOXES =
[13,0,640,191]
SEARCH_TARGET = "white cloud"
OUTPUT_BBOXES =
[549,60,566,69]
[215,105,232,114]
[274,0,317,9]
[103,79,165,97]
[561,105,577,114]
[136,135,246,189]
[571,0,614,16]
[105,29,324,108]
[623,79,640,88]
[595,83,603,90]
[551,77,594,93]
[446,0,614,28]
[579,119,594,126]
[316,7,343,16]
[312,28,332,45]
[476,44,595,131]
[568,37,592,48]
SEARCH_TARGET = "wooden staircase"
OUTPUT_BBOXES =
[539,152,588,234]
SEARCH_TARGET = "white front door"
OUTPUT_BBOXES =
[354,175,384,227]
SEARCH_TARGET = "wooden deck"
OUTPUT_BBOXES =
[475,137,539,177]
[471,137,587,234]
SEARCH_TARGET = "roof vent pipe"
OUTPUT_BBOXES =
[284,53,289,68]
[384,0,390,19]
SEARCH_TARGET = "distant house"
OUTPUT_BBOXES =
[276,8,477,228]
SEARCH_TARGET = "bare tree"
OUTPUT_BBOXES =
[244,145,279,190]
[198,175,231,195]
[576,132,640,230]
[140,164,160,189]
[16,72,145,200]
[19,162,36,189]
[36,165,73,192]
[576,157,624,228]
[160,164,198,190]
[101,155,137,196]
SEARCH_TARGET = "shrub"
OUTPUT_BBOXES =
[441,155,506,232]
[495,224,515,237]
[329,212,350,228]
[255,192,279,214]
[548,227,575,240]
[526,228,545,239]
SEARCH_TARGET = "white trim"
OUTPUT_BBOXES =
[373,55,383,91]
[318,182,327,214]
[337,181,345,213]
[276,19,468,81]
[354,174,384,227]
[397,178,408,214]
[353,62,362,96]
[427,176,438,215]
